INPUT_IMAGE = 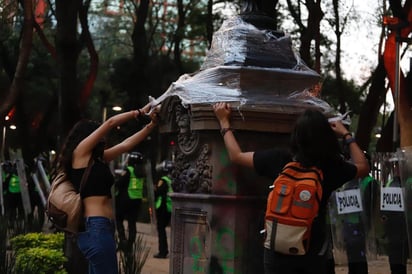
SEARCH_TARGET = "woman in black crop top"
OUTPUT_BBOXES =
[213,102,369,274]
[55,103,159,274]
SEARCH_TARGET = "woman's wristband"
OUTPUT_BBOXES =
[344,137,356,145]
[133,109,143,120]
[220,128,233,137]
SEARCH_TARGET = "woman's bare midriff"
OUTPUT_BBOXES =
[83,196,114,220]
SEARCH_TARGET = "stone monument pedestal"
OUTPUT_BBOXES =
[155,13,323,273]
[157,99,320,273]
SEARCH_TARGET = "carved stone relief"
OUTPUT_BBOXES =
[168,101,213,194]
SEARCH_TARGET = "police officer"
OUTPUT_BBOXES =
[154,160,173,258]
[381,158,408,274]
[115,152,145,249]
[4,162,24,224]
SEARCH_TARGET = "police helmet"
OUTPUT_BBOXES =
[128,152,144,165]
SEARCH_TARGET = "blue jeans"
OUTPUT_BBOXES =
[77,217,118,274]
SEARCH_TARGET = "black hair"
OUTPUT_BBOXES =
[290,109,342,167]
[55,119,103,174]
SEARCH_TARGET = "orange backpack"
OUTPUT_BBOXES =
[264,161,323,255]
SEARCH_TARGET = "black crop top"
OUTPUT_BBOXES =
[70,159,114,199]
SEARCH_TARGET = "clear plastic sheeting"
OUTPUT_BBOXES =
[152,67,324,106]
[150,15,328,112]
[200,16,305,70]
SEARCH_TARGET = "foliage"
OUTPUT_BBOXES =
[0,0,395,157]
[10,232,66,274]
[321,75,363,114]
[0,1,20,99]
[0,216,15,274]
[10,232,64,252]
[0,216,63,274]
[14,247,67,274]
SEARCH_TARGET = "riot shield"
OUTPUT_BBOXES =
[397,147,412,263]
[31,173,47,207]
[36,159,51,192]
[9,149,31,216]
[328,191,347,265]
[329,176,378,269]
[376,152,409,271]
[144,160,157,235]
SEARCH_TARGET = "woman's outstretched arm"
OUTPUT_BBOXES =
[213,102,254,168]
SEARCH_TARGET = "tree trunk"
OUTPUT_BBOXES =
[0,0,33,161]
[0,0,33,116]
[79,0,99,110]
[206,0,213,47]
[299,0,323,68]
[55,0,82,136]
[173,0,185,74]
[285,0,323,68]
[130,0,150,109]
[332,0,345,113]
[376,111,394,152]
[356,58,388,151]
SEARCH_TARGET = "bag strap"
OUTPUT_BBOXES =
[79,157,94,193]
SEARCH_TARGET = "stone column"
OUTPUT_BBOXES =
[158,98,317,273]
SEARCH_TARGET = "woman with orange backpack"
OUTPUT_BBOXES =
[213,102,369,274]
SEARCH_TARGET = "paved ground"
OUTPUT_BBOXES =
[136,222,412,274]
[137,222,170,274]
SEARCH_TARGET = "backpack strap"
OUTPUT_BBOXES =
[79,157,94,193]
[283,162,323,181]
[270,220,277,250]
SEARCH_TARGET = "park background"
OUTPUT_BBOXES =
[2,0,412,160]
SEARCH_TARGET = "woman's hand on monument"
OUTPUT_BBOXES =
[213,102,231,128]
[149,105,161,124]
[329,120,349,137]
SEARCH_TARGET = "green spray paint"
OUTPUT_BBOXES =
[215,227,236,273]
[190,236,205,273]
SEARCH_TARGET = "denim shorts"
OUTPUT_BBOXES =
[77,216,118,274]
